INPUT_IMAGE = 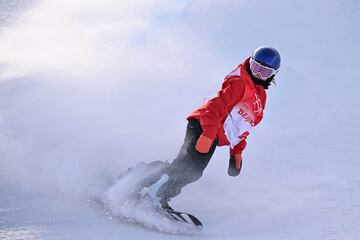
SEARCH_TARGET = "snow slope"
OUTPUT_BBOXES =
[1,0,360,239]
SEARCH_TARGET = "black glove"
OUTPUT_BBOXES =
[228,155,242,176]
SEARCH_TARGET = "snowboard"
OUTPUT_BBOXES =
[163,207,203,227]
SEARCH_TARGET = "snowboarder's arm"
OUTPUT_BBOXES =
[195,78,245,154]
[199,78,245,141]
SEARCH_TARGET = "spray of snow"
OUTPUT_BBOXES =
[0,0,209,197]
[100,162,199,234]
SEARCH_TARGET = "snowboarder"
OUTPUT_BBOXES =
[145,46,281,210]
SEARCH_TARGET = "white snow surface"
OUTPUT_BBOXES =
[1,0,360,239]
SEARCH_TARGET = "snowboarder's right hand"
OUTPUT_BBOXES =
[195,134,213,154]
[228,154,242,176]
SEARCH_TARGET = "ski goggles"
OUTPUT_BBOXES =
[249,58,278,79]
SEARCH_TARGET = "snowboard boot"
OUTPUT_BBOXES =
[160,197,172,210]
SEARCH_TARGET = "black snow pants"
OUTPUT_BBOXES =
[157,118,218,201]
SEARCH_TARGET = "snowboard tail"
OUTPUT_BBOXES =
[164,208,203,227]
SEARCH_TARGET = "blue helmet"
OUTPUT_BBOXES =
[252,46,281,70]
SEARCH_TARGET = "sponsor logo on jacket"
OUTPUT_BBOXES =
[238,108,255,126]
[237,94,262,126]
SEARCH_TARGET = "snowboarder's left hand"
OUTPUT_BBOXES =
[228,154,242,176]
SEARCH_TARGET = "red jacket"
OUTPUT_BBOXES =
[187,57,267,156]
